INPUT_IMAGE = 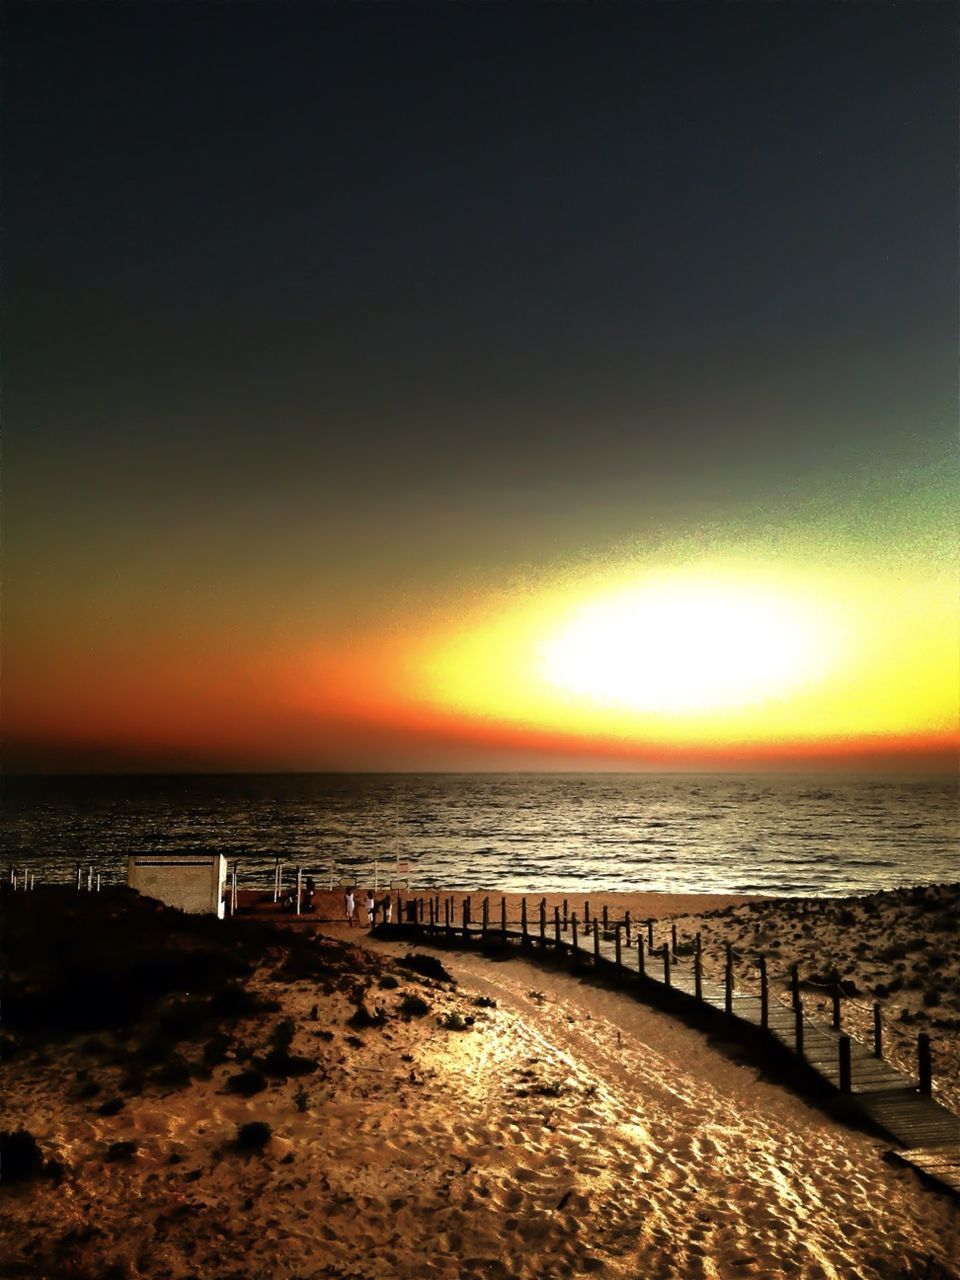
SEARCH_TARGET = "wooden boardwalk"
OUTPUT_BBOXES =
[385,906,960,1200]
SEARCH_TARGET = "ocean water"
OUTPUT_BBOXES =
[1,773,957,897]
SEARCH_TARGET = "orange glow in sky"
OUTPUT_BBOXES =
[306,554,958,765]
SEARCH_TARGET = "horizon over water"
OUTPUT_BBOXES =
[2,771,957,897]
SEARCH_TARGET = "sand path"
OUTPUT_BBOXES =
[357,931,960,1280]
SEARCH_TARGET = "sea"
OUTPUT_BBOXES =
[1,773,957,897]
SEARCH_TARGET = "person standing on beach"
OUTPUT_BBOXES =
[344,888,356,927]
[365,890,375,927]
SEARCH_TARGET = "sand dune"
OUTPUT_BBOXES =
[2,887,958,1280]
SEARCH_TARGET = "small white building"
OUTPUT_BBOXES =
[127,853,227,918]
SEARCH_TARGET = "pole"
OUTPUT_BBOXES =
[759,955,768,1031]
[614,924,622,970]
[795,1000,804,1057]
[554,905,561,948]
[593,919,601,965]
[624,911,631,946]
[839,1036,852,1093]
[724,943,733,1016]
[873,1002,883,1059]
[501,896,507,939]
[231,866,238,916]
[637,938,645,977]
[790,964,800,1009]
[918,1033,932,1096]
[521,897,528,942]
[539,898,546,944]
[647,918,654,951]
[662,944,671,989]
[562,898,568,930]
[571,912,579,955]
[296,867,303,915]
[832,982,842,1032]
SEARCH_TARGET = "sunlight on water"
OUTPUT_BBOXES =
[2,773,957,896]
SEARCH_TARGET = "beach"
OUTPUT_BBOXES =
[2,884,958,1279]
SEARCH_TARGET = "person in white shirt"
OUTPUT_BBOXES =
[344,889,356,927]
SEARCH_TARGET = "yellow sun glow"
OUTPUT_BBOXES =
[397,557,957,748]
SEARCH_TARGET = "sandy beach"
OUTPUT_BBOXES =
[2,884,958,1280]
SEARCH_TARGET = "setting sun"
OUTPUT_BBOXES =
[536,573,833,715]
[380,555,958,754]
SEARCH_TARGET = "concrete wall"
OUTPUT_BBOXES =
[127,854,227,918]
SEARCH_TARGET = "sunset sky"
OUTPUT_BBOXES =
[4,2,957,773]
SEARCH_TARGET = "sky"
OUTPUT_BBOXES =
[3,1,957,774]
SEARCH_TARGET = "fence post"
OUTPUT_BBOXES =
[273,858,281,903]
[795,999,804,1058]
[832,981,842,1031]
[918,1033,932,1096]
[76,864,82,891]
[539,898,546,944]
[571,912,579,955]
[839,1035,852,1093]
[873,1002,883,1059]
[615,924,622,970]
[694,947,702,1002]
[646,918,654,951]
[93,873,98,893]
[662,944,671,989]
[462,899,469,942]
[790,964,800,1009]
[593,919,601,965]
[584,900,590,927]
[396,889,402,925]
[624,911,631,946]
[602,904,609,932]
[562,898,568,930]
[465,897,472,929]
[444,897,450,930]
[671,922,678,954]
[296,866,303,915]
[231,866,238,916]
[759,955,768,1031]
[724,943,733,1016]
[482,897,489,939]
[521,897,528,943]
[554,905,561,948]
[637,938,645,977]
[87,865,93,892]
